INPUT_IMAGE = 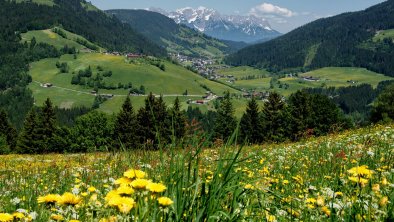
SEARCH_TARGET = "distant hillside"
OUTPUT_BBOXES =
[107,9,247,58]
[226,0,394,77]
[1,0,166,56]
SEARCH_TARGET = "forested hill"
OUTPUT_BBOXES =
[107,9,247,58]
[225,0,394,76]
[1,0,166,56]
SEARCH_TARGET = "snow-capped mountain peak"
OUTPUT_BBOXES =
[150,7,281,43]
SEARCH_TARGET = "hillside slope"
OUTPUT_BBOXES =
[107,9,247,58]
[226,0,394,76]
[1,0,165,56]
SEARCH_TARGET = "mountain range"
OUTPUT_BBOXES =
[107,9,248,58]
[226,0,394,77]
[149,7,281,43]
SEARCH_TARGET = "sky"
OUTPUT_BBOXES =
[89,0,386,33]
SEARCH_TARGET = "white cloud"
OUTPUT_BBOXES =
[249,3,295,17]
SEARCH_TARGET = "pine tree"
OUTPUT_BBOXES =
[371,83,394,123]
[153,95,171,145]
[40,98,57,152]
[288,90,313,140]
[0,109,17,153]
[240,97,263,144]
[114,96,138,150]
[170,97,186,142]
[261,92,290,142]
[18,109,41,154]
[137,93,157,149]
[214,91,237,142]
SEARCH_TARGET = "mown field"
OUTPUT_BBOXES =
[0,124,393,221]
[28,53,237,112]
[218,67,393,96]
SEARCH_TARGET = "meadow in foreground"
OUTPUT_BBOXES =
[0,124,393,221]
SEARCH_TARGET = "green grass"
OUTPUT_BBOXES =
[373,29,394,42]
[21,28,102,51]
[13,0,54,6]
[1,124,393,221]
[28,53,238,111]
[231,78,272,91]
[217,66,270,78]
[304,43,320,67]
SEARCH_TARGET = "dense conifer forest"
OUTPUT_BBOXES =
[226,0,394,76]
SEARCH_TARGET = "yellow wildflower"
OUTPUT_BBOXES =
[372,184,380,192]
[58,192,82,206]
[244,184,255,190]
[0,213,13,222]
[131,179,151,189]
[321,206,331,216]
[348,176,369,185]
[114,177,132,186]
[117,185,135,196]
[381,178,388,186]
[335,192,343,198]
[124,169,146,179]
[107,195,135,214]
[50,214,64,221]
[69,220,80,222]
[146,183,167,193]
[379,196,388,207]
[12,212,24,219]
[158,197,173,207]
[37,194,61,204]
[316,196,325,206]
[347,165,373,178]
[88,186,96,192]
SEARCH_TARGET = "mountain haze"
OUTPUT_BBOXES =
[150,7,281,43]
[226,0,394,76]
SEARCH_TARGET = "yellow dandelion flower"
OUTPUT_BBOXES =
[50,214,64,221]
[347,165,373,178]
[88,186,96,192]
[124,169,146,179]
[381,178,388,186]
[69,220,80,222]
[131,179,151,189]
[334,192,343,198]
[37,194,61,204]
[316,196,325,206]
[99,216,118,222]
[114,177,133,186]
[107,195,135,214]
[0,213,13,222]
[348,176,369,185]
[379,196,388,207]
[244,184,255,190]
[12,212,24,219]
[282,180,289,185]
[117,185,135,196]
[321,206,331,216]
[306,198,316,204]
[372,184,380,192]
[58,192,82,206]
[146,183,167,193]
[105,190,119,202]
[158,197,173,207]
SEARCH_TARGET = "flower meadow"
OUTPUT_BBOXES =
[0,125,393,221]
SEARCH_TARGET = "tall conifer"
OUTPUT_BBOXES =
[114,96,138,149]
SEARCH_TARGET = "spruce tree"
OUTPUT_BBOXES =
[214,91,237,142]
[171,97,186,142]
[114,96,138,150]
[153,95,171,145]
[137,93,157,149]
[0,109,17,153]
[40,98,57,152]
[288,90,313,140]
[18,109,41,154]
[261,92,290,142]
[371,83,394,123]
[240,97,263,144]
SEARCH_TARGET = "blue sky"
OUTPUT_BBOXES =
[89,0,386,33]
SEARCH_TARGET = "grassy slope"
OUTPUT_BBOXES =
[373,29,394,42]
[14,0,54,6]
[28,53,238,111]
[21,28,103,51]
